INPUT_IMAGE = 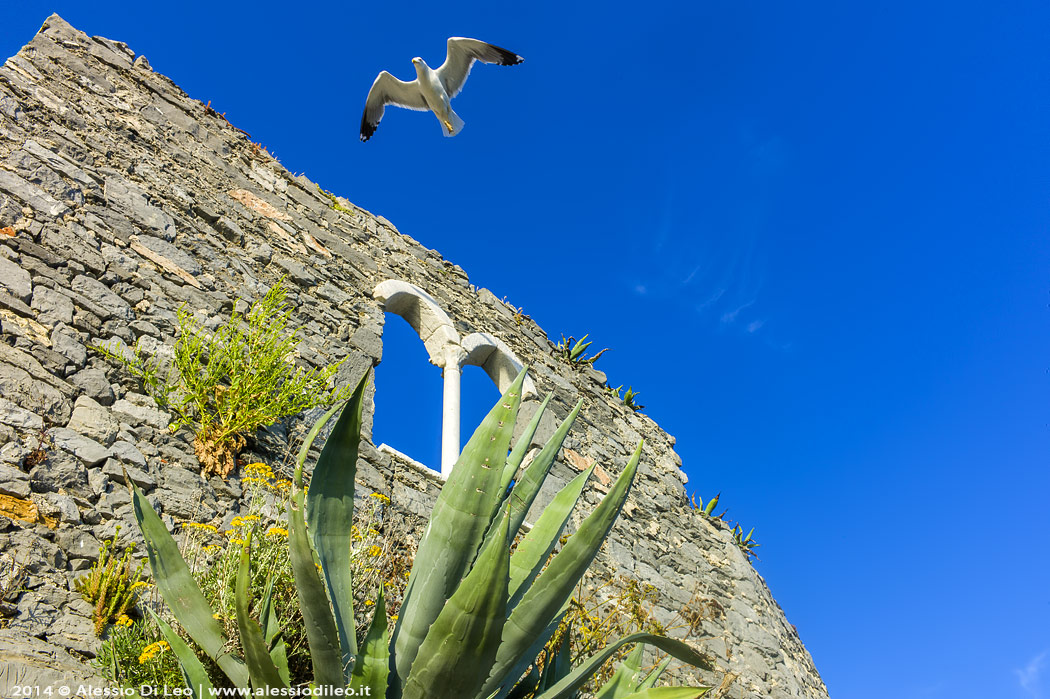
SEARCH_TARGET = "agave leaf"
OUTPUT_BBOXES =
[507,466,593,608]
[307,372,368,676]
[481,442,643,699]
[148,609,214,699]
[618,689,709,699]
[130,483,248,687]
[538,630,574,693]
[587,347,610,364]
[259,576,290,686]
[534,633,710,699]
[235,531,288,690]
[703,494,719,517]
[393,369,526,685]
[501,393,553,494]
[638,657,671,690]
[594,643,646,699]
[289,461,344,688]
[505,400,583,536]
[506,665,541,699]
[570,336,591,361]
[295,403,343,469]
[402,511,512,699]
[350,586,390,696]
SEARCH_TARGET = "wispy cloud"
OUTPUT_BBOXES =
[1018,649,1050,698]
[720,300,755,325]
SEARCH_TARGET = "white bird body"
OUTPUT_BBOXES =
[360,37,523,142]
[412,57,464,137]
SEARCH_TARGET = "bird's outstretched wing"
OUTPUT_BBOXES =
[437,37,523,99]
[360,71,430,142]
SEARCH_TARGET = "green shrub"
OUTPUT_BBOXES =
[74,527,147,636]
[95,279,353,478]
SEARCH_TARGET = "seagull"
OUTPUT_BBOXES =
[360,37,523,142]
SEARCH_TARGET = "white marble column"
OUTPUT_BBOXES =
[440,346,466,479]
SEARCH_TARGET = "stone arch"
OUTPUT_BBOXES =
[462,332,537,398]
[372,279,535,478]
[373,279,460,368]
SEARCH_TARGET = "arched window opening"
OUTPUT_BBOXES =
[371,313,443,469]
[372,279,537,479]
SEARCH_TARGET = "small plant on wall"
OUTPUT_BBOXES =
[555,334,609,367]
[94,279,353,478]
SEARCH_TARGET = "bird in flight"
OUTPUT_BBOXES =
[360,37,523,142]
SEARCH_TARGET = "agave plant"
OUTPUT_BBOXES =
[129,368,709,698]
[556,334,609,366]
[731,525,760,561]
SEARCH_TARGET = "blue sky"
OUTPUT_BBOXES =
[2,2,1048,697]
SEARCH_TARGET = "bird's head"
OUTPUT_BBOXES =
[411,57,427,74]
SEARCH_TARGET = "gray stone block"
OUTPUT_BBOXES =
[48,427,111,466]
[65,395,118,446]
[68,367,115,405]
[0,255,31,303]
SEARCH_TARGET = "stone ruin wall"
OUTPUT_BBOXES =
[0,15,828,698]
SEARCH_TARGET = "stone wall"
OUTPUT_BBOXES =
[0,15,827,698]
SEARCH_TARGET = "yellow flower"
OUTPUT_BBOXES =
[391,614,398,621]
[203,544,221,553]
[245,463,273,477]
[138,640,169,664]
[367,545,382,557]
[183,522,218,533]
[213,613,221,619]
[130,581,151,591]
[116,614,134,628]
[364,599,375,607]
[241,515,260,523]
[229,538,246,546]
[266,527,288,538]
[368,492,390,503]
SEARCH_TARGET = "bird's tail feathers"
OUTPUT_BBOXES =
[441,109,465,137]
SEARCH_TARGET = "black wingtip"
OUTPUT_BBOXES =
[360,115,377,142]
[492,44,524,66]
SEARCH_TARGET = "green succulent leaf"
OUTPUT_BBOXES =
[508,465,594,608]
[307,371,369,676]
[402,511,512,699]
[534,633,710,699]
[595,642,646,699]
[501,393,553,495]
[393,369,526,686]
[289,461,344,689]
[130,482,248,687]
[506,665,541,699]
[618,689,710,699]
[148,609,215,699]
[638,657,672,690]
[350,586,390,696]
[538,630,574,693]
[505,400,583,536]
[482,442,643,699]
[235,531,288,690]
[259,576,290,686]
